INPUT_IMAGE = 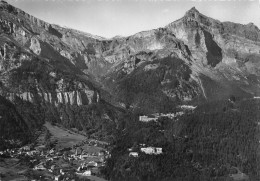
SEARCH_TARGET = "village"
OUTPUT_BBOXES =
[0,138,109,180]
[139,105,196,122]
[0,139,109,181]
[0,122,110,181]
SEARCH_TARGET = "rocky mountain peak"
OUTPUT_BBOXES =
[184,7,200,19]
[186,7,199,14]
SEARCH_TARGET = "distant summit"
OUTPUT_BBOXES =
[186,7,200,14]
[184,7,200,18]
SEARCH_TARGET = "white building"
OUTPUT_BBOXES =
[83,170,91,176]
[140,147,162,155]
[60,169,65,175]
[76,170,91,176]
[88,161,98,167]
[139,115,158,122]
[129,152,139,157]
[20,145,30,151]
[33,164,46,171]
[180,105,197,110]
[54,175,61,181]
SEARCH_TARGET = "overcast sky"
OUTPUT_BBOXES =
[7,0,260,38]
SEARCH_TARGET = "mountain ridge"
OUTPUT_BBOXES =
[1,1,260,145]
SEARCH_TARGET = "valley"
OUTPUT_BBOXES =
[0,122,109,181]
[0,0,260,180]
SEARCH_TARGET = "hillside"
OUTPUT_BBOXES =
[102,98,260,181]
[0,0,124,149]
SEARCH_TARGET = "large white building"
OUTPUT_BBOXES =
[129,152,139,157]
[140,147,162,155]
[139,116,158,122]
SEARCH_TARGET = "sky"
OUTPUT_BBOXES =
[6,0,260,38]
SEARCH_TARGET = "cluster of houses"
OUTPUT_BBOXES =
[128,144,163,158]
[139,112,184,122]
[139,105,197,122]
[75,160,104,177]
[0,139,109,180]
[179,105,196,110]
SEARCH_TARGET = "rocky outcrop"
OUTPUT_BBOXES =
[29,37,41,55]
[0,42,31,72]
[6,89,99,106]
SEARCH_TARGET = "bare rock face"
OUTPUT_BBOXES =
[165,8,223,67]
[29,37,41,55]
[0,41,30,72]
[166,7,260,67]
[6,89,99,106]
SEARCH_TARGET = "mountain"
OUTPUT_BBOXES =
[0,0,123,148]
[99,7,260,114]
[0,1,260,145]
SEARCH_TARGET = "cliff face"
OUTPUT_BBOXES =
[1,1,260,141]
[166,7,260,66]
[0,26,100,107]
